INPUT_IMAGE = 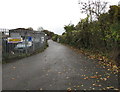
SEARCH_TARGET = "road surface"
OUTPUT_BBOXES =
[3,40,119,90]
[0,33,2,91]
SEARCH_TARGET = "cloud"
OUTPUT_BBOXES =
[0,0,119,35]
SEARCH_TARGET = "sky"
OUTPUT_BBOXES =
[0,0,119,35]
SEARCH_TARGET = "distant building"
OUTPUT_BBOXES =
[118,1,120,6]
[3,28,47,55]
[9,28,46,44]
[9,28,33,38]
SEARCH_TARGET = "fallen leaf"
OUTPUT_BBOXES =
[103,66,105,68]
[84,77,89,80]
[114,88,119,90]
[106,86,114,89]
[103,78,107,81]
[93,84,95,86]
[81,75,84,76]
[90,75,99,79]
[107,69,110,71]
[12,67,16,69]
[39,88,43,90]
[93,83,102,87]
[74,89,77,91]
[102,88,106,90]
[97,80,100,82]
[67,88,72,91]
[92,88,95,90]
[99,58,103,61]
[95,72,98,74]
[73,85,76,88]
[11,78,15,80]
[113,65,117,69]
[77,85,80,88]
[66,77,69,79]
[107,76,110,78]
[58,72,61,74]
[81,85,84,87]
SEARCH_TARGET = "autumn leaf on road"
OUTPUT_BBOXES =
[39,88,43,90]
[106,86,114,89]
[67,88,72,91]
[83,77,89,80]
[12,67,16,69]
[66,77,69,79]
[90,75,100,79]
[93,83,102,87]
[11,78,15,80]
[58,72,62,74]
[100,78,107,81]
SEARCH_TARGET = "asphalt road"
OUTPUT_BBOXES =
[0,33,2,91]
[3,40,119,90]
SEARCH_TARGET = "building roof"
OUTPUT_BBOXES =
[9,28,46,36]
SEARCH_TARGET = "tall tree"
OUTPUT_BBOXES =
[78,0,108,21]
[37,27,44,31]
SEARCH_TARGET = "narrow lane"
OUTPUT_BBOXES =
[0,34,2,91]
[3,40,118,90]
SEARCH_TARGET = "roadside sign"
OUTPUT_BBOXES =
[7,37,23,43]
[28,37,32,41]
[41,37,44,43]
[28,41,32,46]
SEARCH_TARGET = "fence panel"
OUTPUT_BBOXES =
[1,28,47,61]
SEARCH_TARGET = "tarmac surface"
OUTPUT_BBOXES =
[0,33,2,91]
[2,40,119,90]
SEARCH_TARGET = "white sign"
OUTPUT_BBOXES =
[41,37,44,43]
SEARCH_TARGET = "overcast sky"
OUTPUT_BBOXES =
[0,0,119,35]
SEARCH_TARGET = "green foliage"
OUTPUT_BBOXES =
[109,5,120,22]
[52,34,58,41]
[110,23,120,41]
[58,5,120,62]
[64,24,75,32]
[42,30,54,39]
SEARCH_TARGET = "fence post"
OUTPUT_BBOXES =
[25,31,27,54]
[33,34,35,52]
